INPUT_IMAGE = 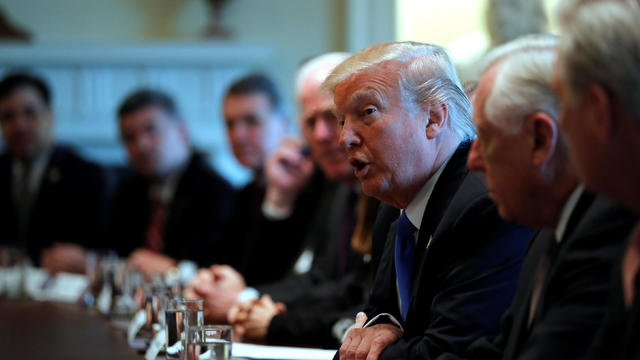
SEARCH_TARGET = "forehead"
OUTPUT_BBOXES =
[334,61,403,106]
[121,106,173,128]
[474,63,501,124]
[224,93,272,112]
[0,86,46,108]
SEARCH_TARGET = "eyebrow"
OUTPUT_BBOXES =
[347,88,386,113]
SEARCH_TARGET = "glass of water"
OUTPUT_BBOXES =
[182,299,205,328]
[186,325,232,360]
[165,297,186,359]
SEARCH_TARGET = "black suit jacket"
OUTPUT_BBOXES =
[257,180,363,304]
[108,152,234,267]
[355,143,533,360]
[237,169,327,286]
[586,221,640,360]
[0,145,110,264]
[266,199,399,349]
[441,193,637,360]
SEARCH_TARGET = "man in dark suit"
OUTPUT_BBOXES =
[186,53,380,347]
[109,89,234,275]
[437,34,637,360]
[221,73,300,281]
[323,41,533,360]
[0,72,109,274]
[552,2,640,359]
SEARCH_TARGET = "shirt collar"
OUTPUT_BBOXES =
[555,184,584,243]
[12,147,53,193]
[404,154,453,230]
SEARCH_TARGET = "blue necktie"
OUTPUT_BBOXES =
[395,211,418,322]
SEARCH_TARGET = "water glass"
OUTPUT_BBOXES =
[165,297,186,359]
[186,325,232,360]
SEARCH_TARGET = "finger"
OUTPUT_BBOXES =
[354,312,367,328]
[354,333,372,360]
[343,329,363,360]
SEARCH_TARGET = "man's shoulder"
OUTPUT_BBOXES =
[48,144,104,177]
[181,152,233,191]
[566,193,637,248]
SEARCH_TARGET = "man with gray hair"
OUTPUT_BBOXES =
[325,41,533,360]
[439,34,636,360]
[552,1,640,358]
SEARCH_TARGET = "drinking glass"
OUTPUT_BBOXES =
[165,297,186,359]
[182,299,205,329]
[186,325,232,360]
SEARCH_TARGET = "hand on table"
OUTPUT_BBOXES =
[40,243,87,274]
[127,248,176,275]
[229,295,286,341]
[339,312,402,360]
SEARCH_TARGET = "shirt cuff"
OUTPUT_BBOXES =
[237,287,260,303]
[364,313,404,332]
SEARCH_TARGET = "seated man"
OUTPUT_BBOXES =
[109,89,234,275]
[187,53,380,348]
[222,73,291,280]
[0,72,109,274]
[552,1,640,358]
[438,34,636,360]
[324,42,533,360]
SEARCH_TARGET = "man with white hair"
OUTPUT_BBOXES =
[188,53,382,347]
[325,41,533,360]
[552,1,640,358]
[439,34,636,360]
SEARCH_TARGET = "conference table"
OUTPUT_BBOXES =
[0,299,141,360]
[0,299,337,360]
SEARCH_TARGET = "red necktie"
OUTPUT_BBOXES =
[144,196,166,252]
[622,223,640,308]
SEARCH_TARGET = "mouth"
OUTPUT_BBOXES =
[349,158,370,178]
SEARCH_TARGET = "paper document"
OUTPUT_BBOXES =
[232,342,336,360]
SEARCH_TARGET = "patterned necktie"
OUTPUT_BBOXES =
[145,195,166,252]
[528,231,559,326]
[395,211,418,322]
[14,164,34,241]
[622,223,640,308]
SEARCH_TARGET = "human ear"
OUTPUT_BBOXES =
[528,112,557,168]
[426,102,449,139]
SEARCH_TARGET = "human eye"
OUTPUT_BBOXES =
[362,106,377,116]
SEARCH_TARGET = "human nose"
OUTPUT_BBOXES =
[313,117,335,143]
[339,117,360,150]
[467,138,485,172]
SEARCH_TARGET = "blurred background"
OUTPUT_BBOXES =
[0,0,559,187]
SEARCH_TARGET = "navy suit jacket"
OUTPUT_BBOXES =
[352,142,533,360]
[440,193,636,360]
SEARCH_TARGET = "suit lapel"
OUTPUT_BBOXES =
[403,142,471,330]
[529,191,595,327]
[506,228,555,355]
[508,192,596,356]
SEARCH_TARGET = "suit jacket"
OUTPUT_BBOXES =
[266,202,400,349]
[108,152,234,267]
[441,193,637,360]
[257,180,363,304]
[0,145,110,264]
[586,221,640,360]
[355,142,533,360]
[237,169,327,286]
